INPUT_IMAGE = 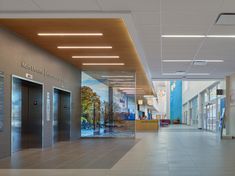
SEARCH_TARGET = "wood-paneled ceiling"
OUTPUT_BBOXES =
[0,18,152,94]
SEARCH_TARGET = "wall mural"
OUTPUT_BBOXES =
[81,72,135,137]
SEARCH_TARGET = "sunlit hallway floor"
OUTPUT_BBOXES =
[1,125,235,176]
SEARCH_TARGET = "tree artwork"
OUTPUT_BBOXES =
[81,86,101,127]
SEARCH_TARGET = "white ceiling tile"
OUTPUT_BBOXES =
[162,25,210,35]
[222,0,235,12]
[162,12,218,26]
[209,25,235,35]
[137,25,161,43]
[162,0,222,13]
[132,12,160,25]
[162,62,191,73]
[34,0,100,11]
[0,0,39,11]
[99,0,160,12]
[162,38,202,59]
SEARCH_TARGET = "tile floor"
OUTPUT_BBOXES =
[1,125,235,176]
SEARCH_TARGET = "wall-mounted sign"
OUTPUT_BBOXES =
[26,73,33,80]
[216,89,224,95]
[0,72,4,131]
[21,62,64,85]
[46,92,50,121]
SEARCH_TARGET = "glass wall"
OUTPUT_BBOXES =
[81,71,136,137]
[190,96,198,126]
[201,81,226,132]
[183,104,188,124]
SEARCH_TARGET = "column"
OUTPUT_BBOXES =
[198,93,203,129]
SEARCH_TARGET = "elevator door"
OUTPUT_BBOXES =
[53,89,71,143]
[12,78,42,153]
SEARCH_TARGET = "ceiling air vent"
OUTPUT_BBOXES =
[175,71,186,75]
[216,13,235,25]
[192,60,207,66]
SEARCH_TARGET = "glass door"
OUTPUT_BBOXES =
[206,103,217,132]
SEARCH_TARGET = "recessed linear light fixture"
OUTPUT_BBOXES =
[162,35,205,38]
[162,59,224,63]
[207,35,235,38]
[144,95,155,98]
[102,75,134,78]
[110,82,135,84]
[38,33,103,36]
[108,79,134,81]
[118,88,143,90]
[58,46,112,49]
[186,73,210,76]
[162,72,210,76]
[72,56,119,59]
[162,35,235,38]
[82,63,124,66]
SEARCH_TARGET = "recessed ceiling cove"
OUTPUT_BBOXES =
[0,18,152,94]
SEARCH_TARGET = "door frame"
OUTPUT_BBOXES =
[52,86,72,145]
[11,75,44,154]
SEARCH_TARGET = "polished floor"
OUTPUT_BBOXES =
[1,125,235,176]
[0,138,137,169]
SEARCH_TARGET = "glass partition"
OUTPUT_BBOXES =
[81,71,136,138]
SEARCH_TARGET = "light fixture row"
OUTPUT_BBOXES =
[38,33,103,36]
[162,73,210,76]
[162,35,235,38]
[58,46,112,49]
[82,63,124,66]
[162,59,224,63]
[72,56,120,59]
[38,33,125,66]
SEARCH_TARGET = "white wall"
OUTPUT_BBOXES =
[182,81,217,104]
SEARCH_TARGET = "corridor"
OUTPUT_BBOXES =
[1,125,235,176]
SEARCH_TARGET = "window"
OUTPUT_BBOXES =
[210,86,217,101]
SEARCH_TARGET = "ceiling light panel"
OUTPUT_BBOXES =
[108,79,134,81]
[58,46,112,49]
[82,63,124,66]
[101,75,134,78]
[186,73,210,76]
[162,60,192,62]
[206,35,235,38]
[38,33,103,36]
[162,35,205,38]
[162,35,235,38]
[162,59,224,63]
[162,73,210,76]
[72,56,119,59]
[110,82,135,84]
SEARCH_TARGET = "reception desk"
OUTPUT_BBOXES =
[136,120,159,131]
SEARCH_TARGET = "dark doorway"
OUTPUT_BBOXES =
[53,88,71,143]
[12,77,43,153]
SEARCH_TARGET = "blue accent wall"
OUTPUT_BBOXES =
[170,80,182,122]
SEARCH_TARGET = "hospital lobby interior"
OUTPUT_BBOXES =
[1,0,235,176]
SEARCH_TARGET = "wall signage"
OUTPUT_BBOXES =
[26,73,33,80]
[216,89,224,95]
[0,72,4,131]
[21,62,64,84]
[46,92,50,121]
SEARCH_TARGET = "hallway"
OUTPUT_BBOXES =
[1,126,235,175]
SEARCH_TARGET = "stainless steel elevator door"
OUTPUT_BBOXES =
[12,78,42,153]
[53,89,71,143]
